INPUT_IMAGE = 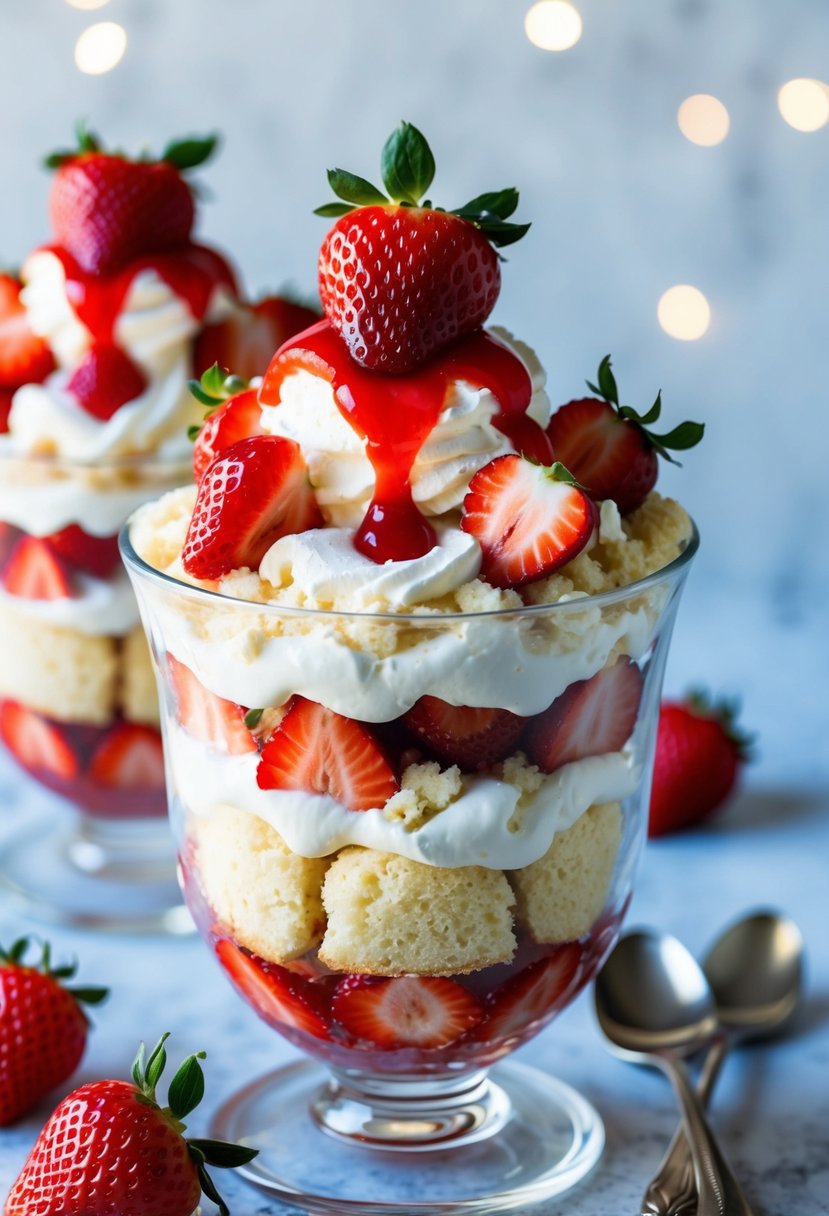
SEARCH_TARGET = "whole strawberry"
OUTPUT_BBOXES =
[194,293,321,381]
[187,363,259,483]
[648,691,753,837]
[315,121,530,373]
[0,938,107,1126]
[547,356,704,515]
[5,1033,257,1216]
[45,124,218,276]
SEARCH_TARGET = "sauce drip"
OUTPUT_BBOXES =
[261,320,552,564]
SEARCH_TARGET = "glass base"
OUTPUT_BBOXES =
[211,1059,604,1214]
[0,813,192,933]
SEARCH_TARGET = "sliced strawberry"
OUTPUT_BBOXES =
[0,702,78,779]
[403,697,524,771]
[257,696,398,812]
[524,658,644,774]
[194,296,320,382]
[192,388,262,484]
[461,454,597,590]
[182,435,322,579]
[168,655,256,755]
[1,536,74,600]
[88,722,165,789]
[0,274,55,389]
[45,525,121,578]
[332,975,483,1049]
[215,939,332,1040]
[472,945,583,1043]
[67,343,147,421]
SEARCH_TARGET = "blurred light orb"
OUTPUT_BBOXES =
[777,78,829,132]
[74,22,127,74]
[66,0,111,10]
[524,1,583,52]
[657,286,711,341]
[677,94,730,146]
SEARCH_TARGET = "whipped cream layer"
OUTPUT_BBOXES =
[169,726,640,869]
[9,251,233,460]
[0,569,139,636]
[261,328,551,528]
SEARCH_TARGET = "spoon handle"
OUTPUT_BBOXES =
[640,1038,729,1216]
[656,1055,755,1216]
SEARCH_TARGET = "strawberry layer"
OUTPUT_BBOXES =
[0,569,139,636]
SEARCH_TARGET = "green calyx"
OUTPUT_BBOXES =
[44,119,218,172]
[587,355,705,465]
[187,363,250,440]
[685,688,756,760]
[132,1034,258,1216]
[0,937,108,1008]
[314,121,530,249]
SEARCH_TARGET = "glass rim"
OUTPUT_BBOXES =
[119,514,699,623]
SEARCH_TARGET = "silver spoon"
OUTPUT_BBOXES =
[641,911,804,1216]
[595,931,755,1216]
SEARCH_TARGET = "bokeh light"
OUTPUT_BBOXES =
[74,21,127,74]
[677,94,730,147]
[524,1,583,52]
[657,286,711,341]
[65,0,111,10]
[777,78,829,132]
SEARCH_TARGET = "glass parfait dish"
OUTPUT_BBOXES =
[122,514,698,1214]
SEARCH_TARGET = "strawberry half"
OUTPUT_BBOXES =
[331,975,483,1049]
[1,536,74,600]
[168,655,256,755]
[547,356,704,515]
[46,127,217,276]
[187,365,261,483]
[257,695,399,812]
[89,722,165,789]
[315,121,529,372]
[0,702,78,779]
[403,697,525,771]
[472,945,583,1043]
[216,939,332,1040]
[182,434,322,579]
[0,273,55,389]
[461,454,597,589]
[194,294,320,382]
[524,658,644,774]
[67,343,147,420]
[45,524,121,578]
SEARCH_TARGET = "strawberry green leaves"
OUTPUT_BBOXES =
[187,363,250,440]
[161,134,219,171]
[587,354,705,464]
[44,123,218,172]
[315,121,530,249]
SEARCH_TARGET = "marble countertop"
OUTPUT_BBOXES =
[0,581,826,1215]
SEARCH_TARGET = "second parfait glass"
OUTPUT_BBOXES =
[123,517,697,1214]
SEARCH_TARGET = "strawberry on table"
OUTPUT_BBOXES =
[182,433,322,579]
[315,121,530,372]
[257,695,399,812]
[0,937,107,1126]
[547,356,704,516]
[524,657,644,774]
[216,939,332,1040]
[168,655,257,755]
[473,944,583,1043]
[331,975,483,1049]
[403,697,525,770]
[194,294,321,381]
[188,363,261,483]
[461,454,597,589]
[0,272,54,391]
[0,702,78,780]
[649,691,753,837]
[5,1032,257,1216]
[1,536,75,600]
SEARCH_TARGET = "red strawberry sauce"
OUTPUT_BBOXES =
[261,320,552,563]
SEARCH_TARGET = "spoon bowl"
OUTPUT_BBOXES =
[703,909,804,1038]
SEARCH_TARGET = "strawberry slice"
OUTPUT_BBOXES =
[0,701,78,779]
[89,722,165,789]
[461,454,597,590]
[194,296,320,382]
[45,525,121,579]
[331,975,483,1049]
[67,343,147,421]
[0,274,55,389]
[472,945,583,1043]
[525,658,644,774]
[215,939,332,1040]
[1,536,74,600]
[192,388,262,484]
[168,655,256,755]
[257,695,399,812]
[182,435,322,579]
[403,697,524,771]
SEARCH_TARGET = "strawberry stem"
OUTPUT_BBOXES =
[586,355,705,464]
[0,937,109,1007]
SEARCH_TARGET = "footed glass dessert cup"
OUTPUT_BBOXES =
[0,452,191,932]
[124,518,697,1214]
